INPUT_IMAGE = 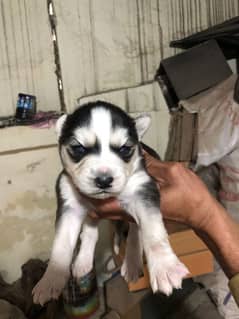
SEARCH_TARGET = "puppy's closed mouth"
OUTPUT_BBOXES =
[91,190,115,195]
[92,191,109,194]
[89,190,120,198]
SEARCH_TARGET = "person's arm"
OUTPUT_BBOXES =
[195,202,239,279]
[144,153,239,306]
[195,204,239,307]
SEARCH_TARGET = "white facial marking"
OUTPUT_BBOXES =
[91,107,112,151]
[74,127,96,147]
[110,127,129,147]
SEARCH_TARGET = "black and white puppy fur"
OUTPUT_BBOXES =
[32,101,188,305]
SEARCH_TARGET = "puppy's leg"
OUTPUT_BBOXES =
[32,211,85,305]
[72,217,99,279]
[32,173,87,305]
[121,222,143,282]
[138,206,188,295]
[120,177,189,295]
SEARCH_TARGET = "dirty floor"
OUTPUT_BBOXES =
[56,279,223,318]
[140,279,223,319]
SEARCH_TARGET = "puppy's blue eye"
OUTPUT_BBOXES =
[111,143,135,162]
[71,144,86,155]
[119,145,131,156]
[67,143,88,162]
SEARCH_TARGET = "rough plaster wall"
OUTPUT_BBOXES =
[54,0,239,112]
[0,147,61,282]
[0,0,60,116]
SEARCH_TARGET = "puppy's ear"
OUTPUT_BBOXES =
[55,114,67,139]
[134,113,151,140]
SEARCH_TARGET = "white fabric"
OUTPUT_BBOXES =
[181,74,239,222]
[181,74,239,318]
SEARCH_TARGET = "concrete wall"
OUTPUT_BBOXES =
[0,128,59,282]
[0,0,60,116]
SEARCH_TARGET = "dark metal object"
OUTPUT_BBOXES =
[170,16,239,60]
[155,40,232,112]
[15,93,36,120]
[168,17,239,106]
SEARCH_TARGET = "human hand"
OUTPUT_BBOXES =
[144,152,218,230]
[88,198,134,222]
[88,151,219,231]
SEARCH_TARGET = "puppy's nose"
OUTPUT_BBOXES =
[95,174,113,189]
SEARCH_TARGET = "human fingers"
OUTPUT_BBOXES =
[88,210,135,223]
[88,197,122,214]
[144,153,186,186]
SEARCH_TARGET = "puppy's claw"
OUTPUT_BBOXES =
[148,256,189,295]
[32,265,69,305]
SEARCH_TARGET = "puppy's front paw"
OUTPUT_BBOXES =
[148,253,189,295]
[72,253,93,279]
[32,265,70,306]
[121,250,143,283]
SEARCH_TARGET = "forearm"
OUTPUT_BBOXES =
[195,200,239,279]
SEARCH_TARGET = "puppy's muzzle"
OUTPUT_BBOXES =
[95,173,113,189]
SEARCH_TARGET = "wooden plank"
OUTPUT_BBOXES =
[181,250,213,277]
[128,266,150,293]
[0,0,60,116]
[169,230,208,256]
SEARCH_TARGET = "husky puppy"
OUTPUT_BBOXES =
[32,101,188,305]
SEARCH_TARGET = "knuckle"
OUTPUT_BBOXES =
[169,162,183,175]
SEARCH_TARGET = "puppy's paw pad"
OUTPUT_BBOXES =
[32,267,69,305]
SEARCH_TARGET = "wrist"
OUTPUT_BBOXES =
[195,201,239,278]
[187,193,221,232]
[198,198,226,233]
